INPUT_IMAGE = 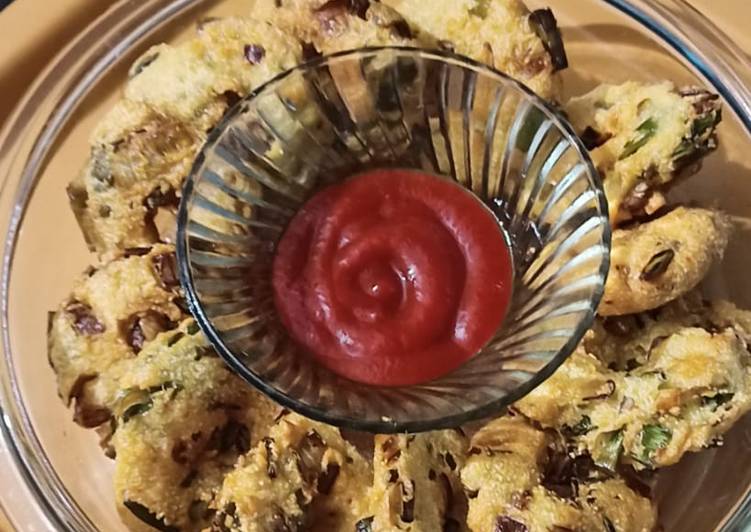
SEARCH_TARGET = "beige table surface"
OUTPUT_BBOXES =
[0,0,748,531]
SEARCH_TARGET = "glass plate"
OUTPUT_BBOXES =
[0,0,749,530]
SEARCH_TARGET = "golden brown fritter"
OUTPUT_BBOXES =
[381,0,565,99]
[363,430,468,532]
[112,322,278,532]
[213,412,369,532]
[69,18,304,255]
[600,207,730,316]
[565,82,720,224]
[460,416,656,532]
[588,291,751,370]
[517,296,751,471]
[47,244,185,429]
[123,20,303,122]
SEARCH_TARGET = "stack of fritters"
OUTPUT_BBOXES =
[48,1,743,531]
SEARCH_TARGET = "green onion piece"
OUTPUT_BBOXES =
[619,118,658,160]
[692,111,720,137]
[671,138,695,161]
[640,424,672,461]
[121,400,153,423]
[116,382,177,423]
[569,415,593,436]
[595,429,623,470]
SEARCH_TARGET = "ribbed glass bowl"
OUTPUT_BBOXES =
[1,1,751,531]
[177,47,608,433]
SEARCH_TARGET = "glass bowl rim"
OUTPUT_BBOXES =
[176,44,610,434]
[0,1,750,530]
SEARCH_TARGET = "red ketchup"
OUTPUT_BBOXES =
[272,169,513,386]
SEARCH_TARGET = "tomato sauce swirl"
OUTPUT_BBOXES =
[272,169,513,386]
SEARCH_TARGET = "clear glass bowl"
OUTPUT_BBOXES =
[0,0,750,530]
[179,47,608,433]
